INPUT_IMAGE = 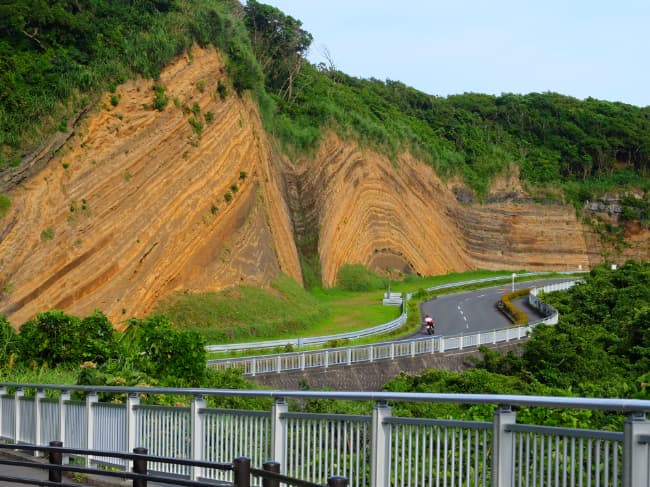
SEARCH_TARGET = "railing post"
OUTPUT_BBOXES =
[369,346,374,363]
[133,446,148,487]
[34,388,45,455]
[370,400,391,487]
[328,476,349,486]
[0,386,5,439]
[493,330,497,344]
[251,359,256,377]
[262,461,280,487]
[324,350,329,368]
[300,353,306,371]
[347,348,352,366]
[410,340,415,357]
[390,343,395,360]
[48,440,63,483]
[276,355,282,373]
[623,412,650,487]
[85,391,98,465]
[440,337,445,353]
[58,390,69,464]
[190,394,206,481]
[270,398,288,472]
[234,456,251,487]
[491,404,516,487]
[14,387,23,443]
[126,392,140,473]
[459,334,464,350]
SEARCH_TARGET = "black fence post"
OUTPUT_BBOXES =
[327,476,348,487]
[133,446,148,487]
[262,461,280,487]
[233,457,251,487]
[48,440,63,483]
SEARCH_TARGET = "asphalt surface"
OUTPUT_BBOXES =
[417,277,576,337]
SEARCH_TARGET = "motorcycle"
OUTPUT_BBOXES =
[424,320,435,335]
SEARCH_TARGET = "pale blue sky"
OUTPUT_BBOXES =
[263,1,650,107]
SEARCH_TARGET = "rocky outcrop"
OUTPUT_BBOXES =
[0,47,301,327]
[0,47,646,328]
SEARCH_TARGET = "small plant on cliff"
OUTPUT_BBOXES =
[152,85,169,111]
[188,117,204,136]
[224,192,233,202]
[0,194,10,218]
[217,80,228,99]
[40,227,55,241]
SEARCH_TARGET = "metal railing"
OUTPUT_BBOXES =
[205,272,560,353]
[0,384,649,487]
[206,279,579,376]
[0,441,348,486]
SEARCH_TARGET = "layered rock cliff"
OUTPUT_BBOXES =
[0,47,647,327]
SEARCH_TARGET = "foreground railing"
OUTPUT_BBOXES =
[207,280,579,376]
[0,384,649,487]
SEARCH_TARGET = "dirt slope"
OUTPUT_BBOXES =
[0,46,647,328]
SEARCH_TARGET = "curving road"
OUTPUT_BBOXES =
[417,278,575,337]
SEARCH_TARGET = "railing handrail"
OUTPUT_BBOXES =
[206,271,575,353]
[2,383,649,412]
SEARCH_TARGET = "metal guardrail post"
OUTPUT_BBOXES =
[48,440,63,483]
[14,387,23,443]
[34,388,45,455]
[234,456,251,487]
[347,348,352,366]
[623,412,650,487]
[0,386,5,439]
[126,392,140,473]
[276,356,281,374]
[262,461,280,487]
[324,350,329,368]
[59,390,70,448]
[492,405,516,487]
[271,398,288,471]
[86,391,98,465]
[133,446,148,487]
[370,400,391,487]
[191,394,206,481]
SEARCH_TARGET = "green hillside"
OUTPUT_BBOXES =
[1,0,649,215]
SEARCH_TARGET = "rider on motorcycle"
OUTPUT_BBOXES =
[423,314,435,335]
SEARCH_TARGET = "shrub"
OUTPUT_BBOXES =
[217,80,228,99]
[188,117,203,136]
[224,192,232,202]
[336,264,386,292]
[0,194,10,218]
[40,227,55,241]
[152,85,169,111]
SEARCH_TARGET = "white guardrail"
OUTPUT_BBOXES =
[206,278,580,375]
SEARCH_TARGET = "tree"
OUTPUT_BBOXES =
[243,0,312,99]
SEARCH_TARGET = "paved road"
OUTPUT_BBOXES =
[417,277,576,337]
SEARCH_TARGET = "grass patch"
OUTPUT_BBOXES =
[156,275,329,343]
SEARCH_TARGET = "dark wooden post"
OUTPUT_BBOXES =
[48,440,63,483]
[133,446,148,487]
[327,476,349,486]
[262,461,280,487]
[233,457,251,487]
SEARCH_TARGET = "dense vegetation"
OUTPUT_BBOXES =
[381,260,650,428]
[0,0,263,169]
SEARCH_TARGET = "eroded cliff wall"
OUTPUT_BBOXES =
[0,47,646,328]
[0,47,301,327]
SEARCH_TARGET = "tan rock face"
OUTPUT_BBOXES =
[0,47,647,328]
[0,47,301,327]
